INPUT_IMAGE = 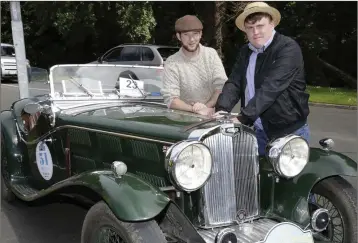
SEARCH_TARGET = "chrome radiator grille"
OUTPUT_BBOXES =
[198,129,259,227]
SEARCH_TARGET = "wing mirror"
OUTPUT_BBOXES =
[24,103,52,115]
[24,102,55,127]
[24,103,42,115]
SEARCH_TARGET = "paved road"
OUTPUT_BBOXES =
[1,81,357,243]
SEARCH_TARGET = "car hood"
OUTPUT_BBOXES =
[56,103,218,143]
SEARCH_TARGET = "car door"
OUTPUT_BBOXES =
[118,46,142,65]
[141,47,158,66]
[101,47,124,64]
[16,105,63,187]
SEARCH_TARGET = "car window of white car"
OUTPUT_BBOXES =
[1,46,15,56]
[119,47,141,62]
[142,47,154,61]
[157,47,180,61]
[103,47,123,62]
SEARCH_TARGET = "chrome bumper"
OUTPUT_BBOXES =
[198,218,314,243]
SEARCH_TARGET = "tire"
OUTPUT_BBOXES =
[81,201,167,243]
[1,135,15,202]
[310,176,357,243]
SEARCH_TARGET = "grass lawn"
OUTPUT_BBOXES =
[307,86,357,106]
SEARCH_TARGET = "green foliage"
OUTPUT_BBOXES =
[118,2,156,43]
[1,1,356,88]
[276,1,357,88]
[307,86,357,106]
[1,1,156,68]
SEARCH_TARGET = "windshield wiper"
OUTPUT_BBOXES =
[68,76,94,97]
[113,89,121,98]
[128,74,147,99]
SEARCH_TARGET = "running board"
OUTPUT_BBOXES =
[12,183,40,199]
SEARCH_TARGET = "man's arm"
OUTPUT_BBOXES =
[161,60,197,112]
[205,49,228,108]
[169,98,194,112]
[206,90,222,108]
[215,46,246,112]
[239,40,303,125]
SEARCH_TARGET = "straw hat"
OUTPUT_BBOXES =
[235,2,281,32]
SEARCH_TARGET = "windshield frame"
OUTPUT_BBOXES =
[48,64,164,102]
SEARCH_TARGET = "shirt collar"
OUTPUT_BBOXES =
[248,29,276,53]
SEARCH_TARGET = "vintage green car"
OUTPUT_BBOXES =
[1,64,356,243]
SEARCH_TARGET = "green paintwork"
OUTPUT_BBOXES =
[61,104,205,143]
[1,96,357,226]
[1,110,25,177]
[8,170,170,221]
[1,100,178,222]
[259,147,357,226]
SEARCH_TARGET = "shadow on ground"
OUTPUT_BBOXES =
[1,196,87,243]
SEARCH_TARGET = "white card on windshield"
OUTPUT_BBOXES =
[119,77,144,97]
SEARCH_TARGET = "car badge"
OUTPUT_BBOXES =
[220,123,241,137]
[237,209,247,222]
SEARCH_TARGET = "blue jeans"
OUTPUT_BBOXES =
[255,124,310,156]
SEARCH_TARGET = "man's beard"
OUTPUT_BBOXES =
[182,43,199,52]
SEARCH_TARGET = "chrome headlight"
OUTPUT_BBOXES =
[267,135,309,178]
[165,141,212,192]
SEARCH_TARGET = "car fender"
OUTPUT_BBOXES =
[2,110,171,221]
[262,148,357,225]
[9,169,170,222]
[1,110,25,174]
[70,171,171,221]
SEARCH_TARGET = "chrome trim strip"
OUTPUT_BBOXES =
[57,101,167,115]
[197,219,314,243]
[159,186,175,191]
[53,100,165,110]
[16,124,174,146]
[187,125,221,141]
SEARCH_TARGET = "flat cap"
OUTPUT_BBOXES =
[175,15,203,32]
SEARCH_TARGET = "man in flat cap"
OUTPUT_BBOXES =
[214,2,310,156]
[161,15,227,116]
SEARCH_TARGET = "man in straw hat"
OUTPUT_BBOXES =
[214,2,310,156]
[161,15,227,116]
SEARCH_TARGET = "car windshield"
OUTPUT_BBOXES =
[49,64,164,100]
[1,46,15,56]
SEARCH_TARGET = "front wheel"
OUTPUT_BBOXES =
[309,176,357,243]
[81,201,167,243]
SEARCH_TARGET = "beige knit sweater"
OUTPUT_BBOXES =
[161,44,228,107]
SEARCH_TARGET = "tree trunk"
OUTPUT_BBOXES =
[212,1,227,59]
[316,56,357,87]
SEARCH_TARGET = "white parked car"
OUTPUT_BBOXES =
[1,43,31,82]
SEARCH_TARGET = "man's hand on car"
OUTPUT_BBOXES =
[211,111,242,123]
[195,107,215,117]
[212,110,228,118]
[191,102,207,112]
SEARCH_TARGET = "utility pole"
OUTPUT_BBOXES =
[10,1,29,98]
